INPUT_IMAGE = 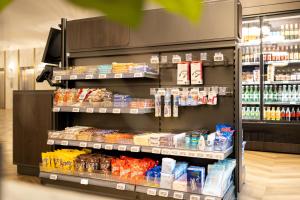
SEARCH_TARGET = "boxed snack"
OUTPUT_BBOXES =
[172,173,188,192]
[187,166,205,193]
[162,158,176,174]
[177,62,190,85]
[191,61,203,85]
[160,173,174,189]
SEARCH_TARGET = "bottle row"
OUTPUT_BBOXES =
[242,106,260,120]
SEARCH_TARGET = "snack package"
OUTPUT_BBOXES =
[173,173,188,192]
[161,158,176,174]
[191,61,203,85]
[160,173,174,189]
[187,166,205,193]
[214,124,234,151]
[173,162,188,180]
[207,91,218,105]
[198,90,208,105]
[177,62,190,85]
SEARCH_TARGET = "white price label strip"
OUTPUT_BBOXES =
[179,150,188,156]
[152,148,161,154]
[158,190,169,197]
[86,108,94,113]
[70,75,78,80]
[52,107,60,112]
[205,197,216,200]
[93,143,101,149]
[130,109,138,114]
[116,183,126,190]
[112,108,121,114]
[114,74,123,78]
[173,192,184,199]
[79,142,87,148]
[147,188,157,196]
[215,154,223,160]
[80,179,89,185]
[188,151,197,157]
[118,145,127,151]
[72,107,80,112]
[99,108,107,113]
[54,76,61,81]
[47,139,55,145]
[170,149,179,156]
[105,144,113,150]
[134,72,143,78]
[190,195,201,200]
[197,152,205,158]
[61,140,69,146]
[130,146,140,152]
[161,148,171,155]
[85,74,94,79]
[49,174,58,180]
[99,74,107,79]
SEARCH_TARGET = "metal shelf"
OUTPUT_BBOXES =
[242,62,260,66]
[52,106,153,114]
[242,120,300,125]
[242,102,259,105]
[242,81,300,85]
[47,138,233,160]
[263,38,300,45]
[264,102,300,106]
[53,72,158,81]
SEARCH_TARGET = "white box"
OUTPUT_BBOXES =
[177,62,190,85]
[191,61,203,85]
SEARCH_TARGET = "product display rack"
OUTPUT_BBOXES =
[40,3,242,199]
[52,106,154,114]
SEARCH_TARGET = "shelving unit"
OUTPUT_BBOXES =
[52,106,153,114]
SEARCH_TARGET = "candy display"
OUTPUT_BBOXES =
[112,62,158,74]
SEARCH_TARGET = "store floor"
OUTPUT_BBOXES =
[1,109,300,200]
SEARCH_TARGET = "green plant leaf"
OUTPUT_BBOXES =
[67,0,144,27]
[151,0,203,23]
[0,0,12,11]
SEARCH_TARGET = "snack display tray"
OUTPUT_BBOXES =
[39,171,235,200]
[53,72,159,81]
[52,106,154,114]
[46,138,233,160]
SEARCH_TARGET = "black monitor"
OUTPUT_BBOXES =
[42,28,61,65]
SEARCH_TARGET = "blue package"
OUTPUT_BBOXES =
[174,162,188,180]
[187,166,205,193]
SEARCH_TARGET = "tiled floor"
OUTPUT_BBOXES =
[1,109,300,200]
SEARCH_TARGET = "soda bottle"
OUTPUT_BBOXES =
[242,86,245,102]
[282,85,288,102]
[275,107,281,121]
[269,85,274,102]
[287,85,293,102]
[273,85,278,102]
[264,85,269,103]
[254,85,259,103]
[249,85,254,102]
[286,107,291,121]
[266,107,271,120]
[298,85,300,102]
[296,107,300,121]
[278,85,283,103]
[246,107,251,119]
[280,107,286,121]
[242,107,246,119]
[255,107,260,120]
[292,85,297,102]
[263,107,267,120]
[271,107,276,120]
[291,107,296,121]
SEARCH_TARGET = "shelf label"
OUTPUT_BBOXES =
[190,195,201,200]
[80,178,89,185]
[99,74,107,79]
[161,56,168,64]
[205,153,213,159]
[147,188,157,196]
[158,190,169,197]
[85,74,94,79]
[116,183,126,190]
[188,151,197,157]
[49,174,58,180]
[215,154,223,160]
[200,52,208,61]
[204,197,216,200]
[179,150,188,156]
[118,145,127,151]
[150,55,159,64]
[134,72,143,78]
[161,148,171,155]
[130,109,139,114]
[47,139,55,145]
[70,75,78,80]
[86,108,94,113]
[152,148,161,154]
[99,108,107,113]
[52,107,60,112]
[72,107,80,112]
[105,144,113,150]
[93,143,101,149]
[196,152,205,158]
[214,52,224,62]
[54,76,61,81]
[130,146,140,152]
[185,53,193,61]
[172,55,181,63]
[61,140,69,146]
[114,74,123,78]
[170,149,179,156]
[79,142,87,148]
[173,192,184,199]
[112,108,121,114]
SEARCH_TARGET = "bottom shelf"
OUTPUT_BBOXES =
[39,171,235,200]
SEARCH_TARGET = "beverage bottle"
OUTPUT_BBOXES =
[275,107,281,121]
[271,47,276,61]
[266,107,271,120]
[295,23,299,39]
[287,85,292,102]
[269,85,274,102]
[294,45,299,60]
[282,85,288,102]
[285,46,289,61]
[245,47,249,63]
[273,85,278,102]
[254,85,259,103]
[249,47,254,63]
[291,107,296,121]
[245,107,250,119]
[263,107,267,120]
[249,85,253,102]
[290,24,295,40]
[285,24,290,40]
[267,47,272,61]
[242,48,245,63]
[242,85,245,102]
[297,85,300,102]
[250,107,255,120]
[280,25,285,38]
[292,85,297,102]
[245,85,249,102]
[264,85,268,103]
[286,107,291,121]
[298,45,300,60]
[242,107,246,119]
[296,107,300,121]
[276,46,280,61]
[289,45,294,60]
[271,107,276,120]
[255,47,260,62]
[280,107,286,121]
[255,107,260,120]
[278,85,283,103]
[263,47,267,61]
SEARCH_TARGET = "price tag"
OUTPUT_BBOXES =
[64,134,74,140]
[70,75,78,80]
[172,55,182,63]
[161,148,171,155]
[80,178,89,185]
[196,152,205,158]
[206,153,213,159]
[158,190,169,197]
[130,146,140,152]
[205,197,216,200]
[116,183,126,190]
[118,145,127,151]
[105,144,113,150]
[161,56,168,64]
[72,107,80,112]
[214,52,224,62]
[99,74,107,79]
[200,52,208,61]
[150,55,159,64]
[54,76,62,81]
[179,150,188,156]
[173,192,184,199]
[185,53,193,61]
[112,108,121,114]
[190,195,201,200]
[99,108,107,113]
[170,149,179,156]
[85,74,94,79]
[171,89,180,96]
[188,151,197,157]
[79,142,87,148]
[147,188,157,196]
[47,139,55,145]
[152,148,161,154]
[52,107,60,112]
[114,74,123,78]
[134,72,143,78]
[130,109,139,114]
[49,174,58,180]
[215,154,223,160]
[157,89,166,96]
[86,108,94,113]
[93,143,101,149]
[61,140,69,146]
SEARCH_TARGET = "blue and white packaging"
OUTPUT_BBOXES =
[187,166,205,193]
